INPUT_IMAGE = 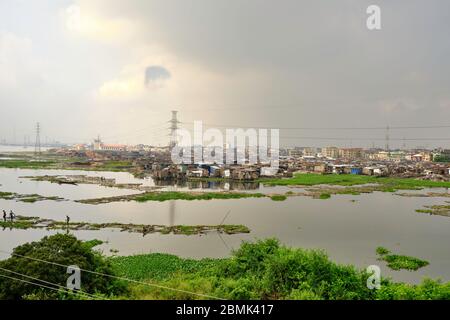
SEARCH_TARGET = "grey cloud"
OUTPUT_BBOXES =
[145,65,171,86]
[1,0,450,147]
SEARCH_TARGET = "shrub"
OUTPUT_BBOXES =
[217,239,375,300]
[0,234,127,300]
[376,247,390,255]
[376,279,450,300]
[270,195,287,201]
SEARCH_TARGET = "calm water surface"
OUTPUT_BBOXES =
[0,168,449,284]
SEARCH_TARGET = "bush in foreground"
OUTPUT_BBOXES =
[117,239,449,300]
[0,234,126,300]
[1,235,449,300]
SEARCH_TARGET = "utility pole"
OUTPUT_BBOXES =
[34,122,41,156]
[169,110,180,149]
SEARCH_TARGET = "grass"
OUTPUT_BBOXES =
[381,255,430,271]
[416,205,450,217]
[319,193,331,200]
[78,191,272,204]
[0,159,55,169]
[0,157,133,173]
[376,247,429,271]
[0,220,34,229]
[0,192,64,203]
[83,239,104,249]
[134,191,266,202]
[221,225,250,234]
[0,192,14,200]
[376,246,391,255]
[263,173,450,189]
[94,160,133,171]
[270,195,287,201]
[416,209,434,214]
[0,215,250,235]
[111,253,223,281]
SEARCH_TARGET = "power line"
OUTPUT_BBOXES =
[0,273,100,300]
[0,249,224,300]
[0,266,105,300]
[280,136,450,141]
[0,273,67,296]
[55,122,169,143]
[182,122,450,131]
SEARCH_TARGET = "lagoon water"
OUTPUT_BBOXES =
[0,145,51,153]
[0,167,449,284]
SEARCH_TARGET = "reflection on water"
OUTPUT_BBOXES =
[169,200,175,226]
[155,179,260,191]
[1,168,450,284]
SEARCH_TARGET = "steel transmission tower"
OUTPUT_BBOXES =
[34,122,41,156]
[169,110,180,148]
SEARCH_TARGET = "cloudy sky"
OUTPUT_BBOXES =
[0,0,449,148]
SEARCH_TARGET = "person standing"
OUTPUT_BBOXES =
[9,210,14,222]
[2,210,6,222]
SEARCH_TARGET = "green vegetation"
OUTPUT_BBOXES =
[112,239,449,300]
[1,236,449,300]
[0,220,34,229]
[112,253,223,281]
[135,191,266,202]
[318,193,331,200]
[416,209,434,214]
[83,239,104,249]
[381,255,429,271]
[263,173,375,186]
[0,192,64,203]
[376,247,429,271]
[270,195,287,201]
[0,159,55,169]
[0,215,250,235]
[0,192,14,199]
[376,278,450,299]
[220,225,250,234]
[78,191,267,204]
[376,246,390,255]
[93,160,133,171]
[0,234,127,300]
[416,205,450,217]
[433,155,450,163]
[264,173,450,189]
[0,156,133,173]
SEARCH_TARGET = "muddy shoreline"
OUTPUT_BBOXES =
[0,215,251,235]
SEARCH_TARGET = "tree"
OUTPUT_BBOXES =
[0,234,126,300]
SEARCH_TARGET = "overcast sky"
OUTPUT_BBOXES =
[0,0,449,148]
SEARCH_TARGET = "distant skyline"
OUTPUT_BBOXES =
[1,1,450,148]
